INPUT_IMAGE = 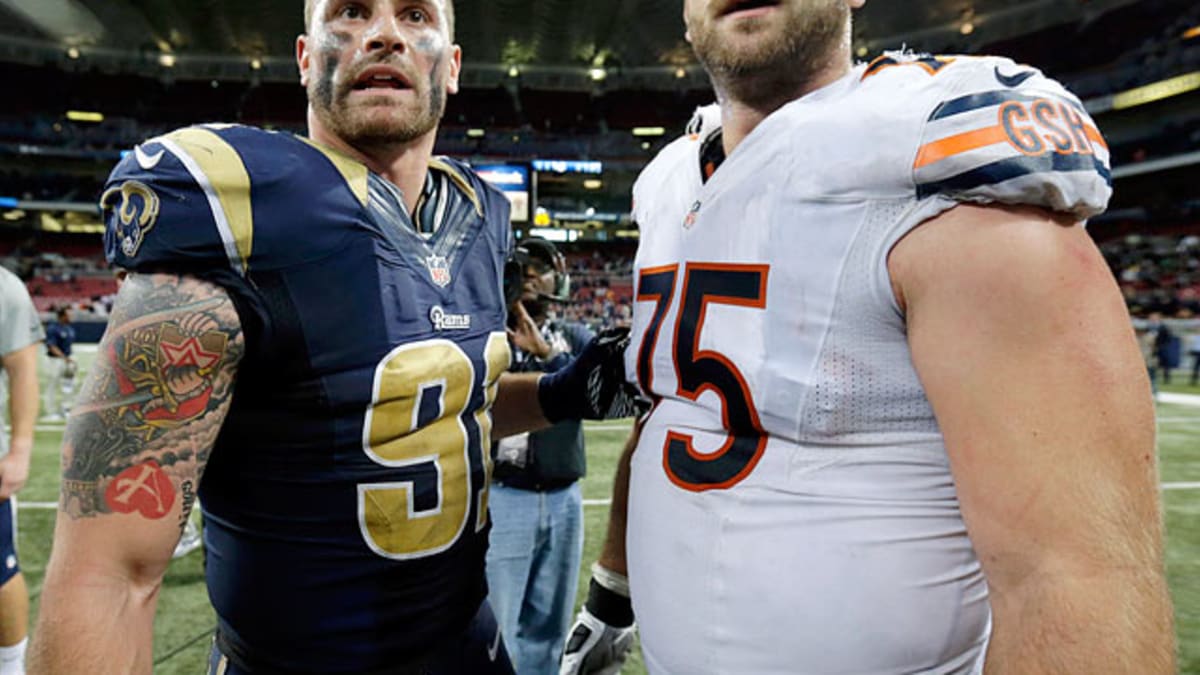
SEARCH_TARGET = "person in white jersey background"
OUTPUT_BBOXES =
[0,266,42,675]
[560,0,1175,673]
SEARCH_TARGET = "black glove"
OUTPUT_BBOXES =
[537,327,646,422]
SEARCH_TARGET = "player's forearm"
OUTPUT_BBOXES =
[984,568,1174,674]
[30,567,160,674]
[6,347,40,444]
[492,372,551,439]
[598,429,637,575]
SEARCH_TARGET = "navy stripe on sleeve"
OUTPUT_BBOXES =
[917,153,1112,200]
[929,90,1087,121]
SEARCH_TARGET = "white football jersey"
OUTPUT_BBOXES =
[625,53,1110,675]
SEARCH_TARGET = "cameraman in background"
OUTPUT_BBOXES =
[489,238,593,674]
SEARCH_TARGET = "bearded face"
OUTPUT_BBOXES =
[685,0,852,104]
[300,0,460,147]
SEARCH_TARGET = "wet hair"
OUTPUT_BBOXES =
[304,0,456,40]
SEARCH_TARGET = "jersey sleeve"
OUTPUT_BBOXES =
[101,126,255,276]
[911,56,1111,219]
[0,272,43,356]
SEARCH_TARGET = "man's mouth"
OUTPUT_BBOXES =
[718,0,782,18]
[351,66,414,92]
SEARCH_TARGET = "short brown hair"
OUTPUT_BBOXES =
[304,0,456,39]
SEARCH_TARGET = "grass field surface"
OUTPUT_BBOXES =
[13,348,1200,673]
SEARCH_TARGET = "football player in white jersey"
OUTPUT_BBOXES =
[561,1,1175,673]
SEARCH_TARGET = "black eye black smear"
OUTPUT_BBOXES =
[315,31,351,109]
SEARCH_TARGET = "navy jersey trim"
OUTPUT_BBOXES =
[916,153,1113,200]
[930,90,1087,121]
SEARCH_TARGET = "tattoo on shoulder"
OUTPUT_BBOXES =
[59,274,244,520]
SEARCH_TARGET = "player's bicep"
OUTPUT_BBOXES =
[54,272,243,571]
[892,204,1159,588]
[1,342,40,378]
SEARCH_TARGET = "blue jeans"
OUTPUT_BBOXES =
[486,482,584,675]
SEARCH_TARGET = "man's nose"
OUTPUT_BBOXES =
[364,13,407,53]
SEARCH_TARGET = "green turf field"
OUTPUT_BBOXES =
[15,348,1200,673]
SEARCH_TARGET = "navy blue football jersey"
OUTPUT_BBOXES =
[101,124,514,672]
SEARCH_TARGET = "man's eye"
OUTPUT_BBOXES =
[405,8,429,23]
[338,4,366,19]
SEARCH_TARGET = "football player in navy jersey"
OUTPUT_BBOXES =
[564,0,1174,673]
[29,1,633,673]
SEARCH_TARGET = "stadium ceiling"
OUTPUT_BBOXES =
[0,0,1142,90]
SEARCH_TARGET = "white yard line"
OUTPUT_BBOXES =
[583,422,635,432]
[1157,392,1200,407]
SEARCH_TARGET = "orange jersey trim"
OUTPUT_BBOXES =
[914,125,1009,169]
[1084,124,1109,151]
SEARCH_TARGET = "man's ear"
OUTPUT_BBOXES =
[446,44,463,95]
[297,34,310,87]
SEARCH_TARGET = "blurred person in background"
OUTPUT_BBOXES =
[1157,315,1181,385]
[0,265,43,674]
[488,237,593,674]
[40,307,73,422]
[1189,325,1200,386]
[564,0,1173,672]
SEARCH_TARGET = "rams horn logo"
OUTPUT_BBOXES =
[100,180,161,258]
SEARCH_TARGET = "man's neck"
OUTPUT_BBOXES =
[307,122,438,216]
[716,55,852,157]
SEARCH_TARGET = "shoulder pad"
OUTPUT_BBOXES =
[102,124,269,276]
[910,55,1111,219]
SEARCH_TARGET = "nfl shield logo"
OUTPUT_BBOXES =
[683,200,701,229]
[426,255,451,287]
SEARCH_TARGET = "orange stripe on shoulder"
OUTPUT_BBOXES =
[914,125,1009,170]
[1084,124,1108,151]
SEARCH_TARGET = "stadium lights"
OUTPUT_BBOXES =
[508,65,521,78]
[674,67,687,79]
[66,47,80,59]
[583,179,603,190]
[158,53,176,68]
[633,127,666,137]
[467,128,486,138]
[959,21,975,35]
[66,110,104,123]
[589,67,607,82]
[250,58,262,70]
[1112,71,1200,110]
[66,223,106,234]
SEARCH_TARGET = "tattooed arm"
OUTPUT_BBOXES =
[29,273,243,675]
